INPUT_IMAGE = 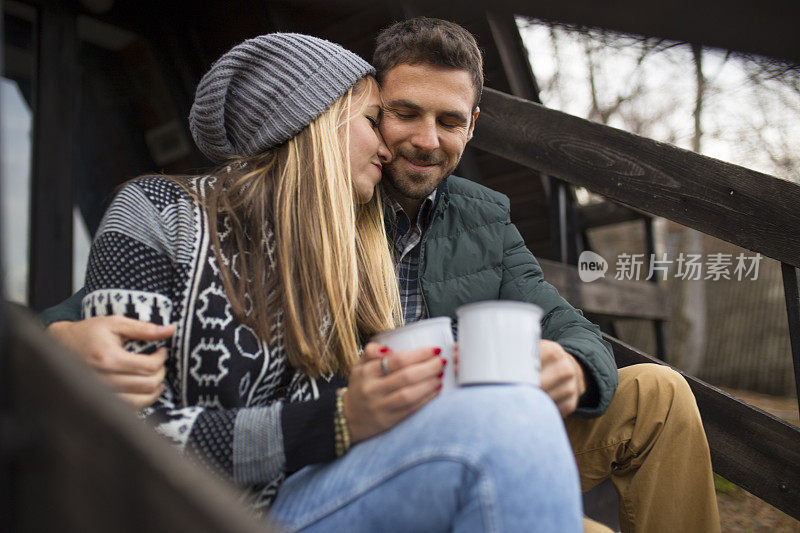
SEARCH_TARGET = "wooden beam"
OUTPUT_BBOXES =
[578,200,648,230]
[385,0,800,63]
[508,0,800,64]
[607,334,800,521]
[29,2,77,310]
[485,10,540,103]
[471,88,800,268]
[5,304,273,531]
[539,258,669,320]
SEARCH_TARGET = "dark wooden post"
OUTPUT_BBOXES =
[485,11,541,103]
[644,218,667,359]
[29,1,78,310]
[485,11,572,262]
[1,4,11,527]
[780,263,800,413]
[549,179,568,262]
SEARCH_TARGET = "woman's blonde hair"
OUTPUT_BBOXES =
[199,77,402,377]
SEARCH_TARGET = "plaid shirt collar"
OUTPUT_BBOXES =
[386,190,438,240]
[383,180,448,323]
[382,178,448,237]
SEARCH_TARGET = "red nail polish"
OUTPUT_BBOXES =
[436,383,443,392]
[433,347,441,355]
[440,358,447,366]
[380,347,390,353]
[437,372,444,379]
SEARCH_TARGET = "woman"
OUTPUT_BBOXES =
[81,33,582,531]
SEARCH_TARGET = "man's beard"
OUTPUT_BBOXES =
[383,147,459,200]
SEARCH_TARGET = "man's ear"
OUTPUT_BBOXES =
[467,107,480,142]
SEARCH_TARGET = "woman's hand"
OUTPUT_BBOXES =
[46,317,174,409]
[343,342,446,444]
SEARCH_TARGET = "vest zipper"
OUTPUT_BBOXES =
[418,197,448,318]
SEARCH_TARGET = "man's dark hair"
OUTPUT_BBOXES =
[373,17,484,110]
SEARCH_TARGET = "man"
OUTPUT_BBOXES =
[42,17,720,533]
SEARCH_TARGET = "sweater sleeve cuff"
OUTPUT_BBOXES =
[563,346,606,417]
[281,389,338,472]
[232,404,286,486]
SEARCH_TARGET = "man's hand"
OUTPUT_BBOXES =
[540,339,587,417]
[46,317,175,409]
[343,342,446,444]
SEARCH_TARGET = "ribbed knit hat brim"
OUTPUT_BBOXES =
[189,33,375,163]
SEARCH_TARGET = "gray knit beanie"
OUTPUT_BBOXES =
[189,33,375,163]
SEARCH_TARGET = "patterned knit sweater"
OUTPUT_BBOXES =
[83,176,345,511]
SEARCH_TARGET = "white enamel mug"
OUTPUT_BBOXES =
[455,300,543,386]
[371,317,457,394]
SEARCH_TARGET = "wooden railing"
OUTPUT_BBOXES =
[610,335,800,520]
[473,88,800,269]
[473,87,800,520]
[2,304,275,532]
[539,259,669,321]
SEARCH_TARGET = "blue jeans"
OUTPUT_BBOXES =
[268,386,582,532]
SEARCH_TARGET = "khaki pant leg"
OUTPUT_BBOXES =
[565,364,720,533]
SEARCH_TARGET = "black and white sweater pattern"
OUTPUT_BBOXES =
[83,176,343,512]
